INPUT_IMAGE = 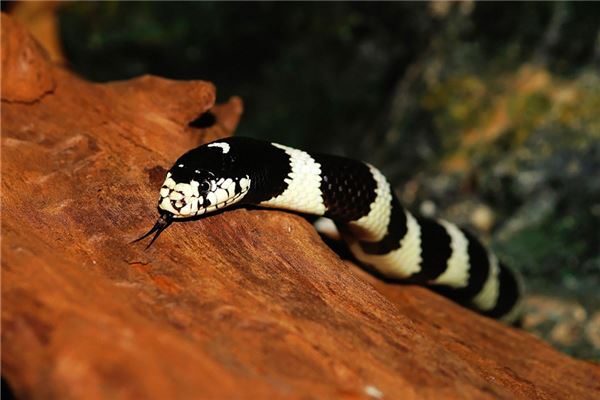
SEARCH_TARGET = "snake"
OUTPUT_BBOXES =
[135,136,523,323]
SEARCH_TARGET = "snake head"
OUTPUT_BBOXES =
[157,140,251,218]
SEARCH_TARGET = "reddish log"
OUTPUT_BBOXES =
[2,13,598,400]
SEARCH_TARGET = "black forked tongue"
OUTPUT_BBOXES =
[131,214,173,249]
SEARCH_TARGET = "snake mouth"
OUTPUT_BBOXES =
[194,186,250,215]
[159,185,250,218]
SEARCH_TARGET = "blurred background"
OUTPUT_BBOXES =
[5,1,599,360]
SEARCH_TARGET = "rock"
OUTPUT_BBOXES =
[418,200,437,218]
[586,312,600,350]
[2,14,599,400]
[470,204,496,233]
[522,295,600,357]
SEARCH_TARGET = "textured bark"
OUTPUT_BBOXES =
[2,14,599,400]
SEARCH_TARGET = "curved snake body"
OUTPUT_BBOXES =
[139,137,523,323]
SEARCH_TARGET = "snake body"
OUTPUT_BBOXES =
[141,137,523,323]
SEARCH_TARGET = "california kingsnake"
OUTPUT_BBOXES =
[136,137,524,323]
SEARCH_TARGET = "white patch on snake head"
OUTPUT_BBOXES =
[157,170,251,218]
[207,142,230,154]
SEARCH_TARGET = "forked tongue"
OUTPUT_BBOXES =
[131,214,173,249]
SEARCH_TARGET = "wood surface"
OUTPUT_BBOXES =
[2,13,599,400]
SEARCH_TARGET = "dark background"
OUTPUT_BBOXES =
[10,2,600,360]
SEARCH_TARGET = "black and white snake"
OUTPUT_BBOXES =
[135,137,523,323]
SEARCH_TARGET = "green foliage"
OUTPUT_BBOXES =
[502,216,588,281]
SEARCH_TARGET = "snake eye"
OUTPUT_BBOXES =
[199,181,211,192]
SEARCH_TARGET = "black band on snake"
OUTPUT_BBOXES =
[135,137,524,323]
